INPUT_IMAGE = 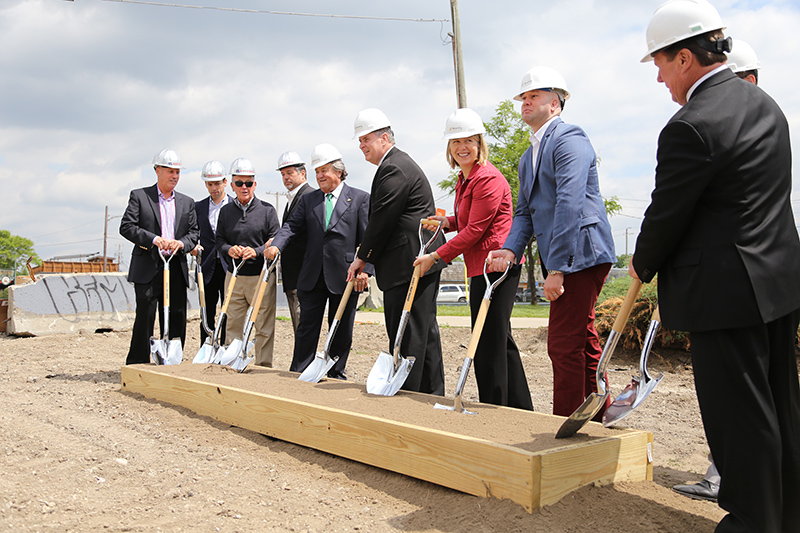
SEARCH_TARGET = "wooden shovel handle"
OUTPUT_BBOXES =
[403,264,422,313]
[465,298,490,362]
[420,218,442,226]
[219,273,237,315]
[196,250,206,306]
[333,280,355,322]
[612,279,642,333]
[652,305,660,322]
[163,265,170,308]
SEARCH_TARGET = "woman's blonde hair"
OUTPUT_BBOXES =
[446,134,488,170]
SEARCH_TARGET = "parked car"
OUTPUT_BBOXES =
[515,286,546,302]
[437,284,467,303]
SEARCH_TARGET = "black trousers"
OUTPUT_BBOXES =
[200,259,226,345]
[126,265,187,365]
[292,271,359,379]
[383,270,445,396]
[469,265,533,410]
[690,308,800,532]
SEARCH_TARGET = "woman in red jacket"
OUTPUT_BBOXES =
[415,108,533,410]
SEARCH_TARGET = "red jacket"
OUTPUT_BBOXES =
[437,161,513,278]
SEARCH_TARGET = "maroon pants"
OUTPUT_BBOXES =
[546,263,611,418]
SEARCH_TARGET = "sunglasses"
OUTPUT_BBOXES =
[234,180,254,188]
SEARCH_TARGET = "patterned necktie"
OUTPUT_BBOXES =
[325,193,334,230]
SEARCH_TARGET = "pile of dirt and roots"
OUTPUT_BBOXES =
[0,315,732,532]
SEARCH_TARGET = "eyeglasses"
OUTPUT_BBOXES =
[234,180,254,188]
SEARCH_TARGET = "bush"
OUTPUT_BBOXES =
[596,276,691,351]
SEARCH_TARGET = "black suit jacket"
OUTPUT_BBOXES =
[120,184,199,286]
[280,182,313,291]
[633,68,800,331]
[357,147,445,291]
[195,195,233,280]
[272,183,373,294]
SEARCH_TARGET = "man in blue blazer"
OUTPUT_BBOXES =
[489,67,615,418]
[267,144,372,379]
[191,160,232,345]
[120,149,199,365]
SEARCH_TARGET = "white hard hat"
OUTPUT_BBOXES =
[229,157,256,177]
[200,160,227,182]
[641,0,725,63]
[152,148,181,169]
[513,66,571,102]
[310,143,343,170]
[726,39,761,73]
[352,108,391,140]
[443,108,486,140]
[276,151,305,170]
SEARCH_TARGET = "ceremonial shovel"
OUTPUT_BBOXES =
[434,260,511,414]
[555,279,641,438]
[209,258,244,364]
[192,247,215,364]
[366,219,443,396]
[603,305,664,426]
[149,249,183,365]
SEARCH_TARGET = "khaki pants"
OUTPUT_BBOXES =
[224,271,277,367]
[285,288,301,333]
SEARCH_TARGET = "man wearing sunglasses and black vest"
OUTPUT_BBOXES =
[215,158,280,367]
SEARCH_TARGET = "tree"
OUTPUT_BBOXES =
[438,100,622,304]
[0,230,40,274]
[614,253,632,269]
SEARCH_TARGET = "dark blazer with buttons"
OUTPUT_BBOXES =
[504,117,615,275]
[195,195,232,280]
[271,182,372,294]
[356,147,445,291]
[119,184,199,286]
[280,182,313,291]
[632,68,800,332]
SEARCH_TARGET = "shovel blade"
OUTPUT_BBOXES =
[163,339,183,365]
[366,351,414,396]
[298,352,338,383]
[149,339,166,365]
[603,373,664,426]
[230,354,254,373]
[192,341,215,364]
[555,392,608,439]
[218,339,243,367]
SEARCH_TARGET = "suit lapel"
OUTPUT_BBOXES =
[146,184,162,235]
[313,190,327,231]
[327,184,352,231]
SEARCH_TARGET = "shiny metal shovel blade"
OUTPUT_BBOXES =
[230,353,254,373]
[366,350,414,396]
[192,341,215,364]
[218,339,255,368]
[433,357,477,414]
[298,352,338,383]
[603,373,664,426]
[554,393,608,439]
[149,338,166,365]
[163,339,183,365]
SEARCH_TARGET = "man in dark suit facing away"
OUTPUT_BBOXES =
[275,151,313,333]
[632,2,800,530]
[347,109,446,395]
[267,144,371,379]
[190,160,232,345]
[120,148,199,365]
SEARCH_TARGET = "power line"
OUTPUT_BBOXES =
[36,238,103,248]
[101,0,449,23]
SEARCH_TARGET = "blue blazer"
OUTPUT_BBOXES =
[271,183,373,294]
[504,117,615,274]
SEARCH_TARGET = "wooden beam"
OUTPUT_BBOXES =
[121,365,651,512]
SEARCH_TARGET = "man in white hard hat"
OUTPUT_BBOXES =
[120,148,199,365]
[632,1,800,530]
[347,108,447,395]
[267,144,372,379]
[487,67,616,420]
[276,151,313,333]
[673,37,762,505]
[191,161,232,346]
[215,158,280,367]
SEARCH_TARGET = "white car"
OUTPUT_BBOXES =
[437,284,467,303]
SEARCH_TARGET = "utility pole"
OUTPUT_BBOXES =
[103,206,109,272]
[624,227,632,255]
[450,0,467,108]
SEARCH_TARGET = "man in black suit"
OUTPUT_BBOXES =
[267,144,371,379]
[632,2,800,530]
[120,148,199,365]
[190,160,232,344]
[347,109,446,395]
[276,151,313,333]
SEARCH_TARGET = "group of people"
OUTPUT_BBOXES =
[120,1,800,529]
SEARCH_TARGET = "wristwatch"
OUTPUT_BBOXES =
[549,269,563,275]
[432,252,441,264]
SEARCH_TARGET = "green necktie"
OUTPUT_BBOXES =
[325,192,334,230]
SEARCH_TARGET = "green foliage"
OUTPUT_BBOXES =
[0,230,40,274]
[614,253,632,269]
[604,195,622,217]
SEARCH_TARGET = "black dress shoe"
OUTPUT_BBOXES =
[672,479,719,502]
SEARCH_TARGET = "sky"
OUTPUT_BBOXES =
[2,0,800,270]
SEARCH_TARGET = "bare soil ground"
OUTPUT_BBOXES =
[0,316,731,532]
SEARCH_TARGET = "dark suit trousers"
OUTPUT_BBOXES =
[384,270,445,396]
[690,308,800,533]
[469,265,533,410]
[546,263,611,418]
[292,272,358,379]
[126,264,187,365]
[200,259,226,345]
